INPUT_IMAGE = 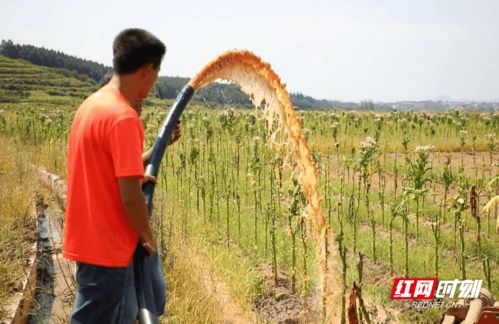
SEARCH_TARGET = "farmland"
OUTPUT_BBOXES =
[0,54,498,323]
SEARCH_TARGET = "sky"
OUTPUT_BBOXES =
[1,0,498,102]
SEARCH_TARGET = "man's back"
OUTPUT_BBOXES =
[64,87,144,267]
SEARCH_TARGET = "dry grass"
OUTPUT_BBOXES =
[161,235,220,323]
[0,135,37,318]
[159,213,260,323]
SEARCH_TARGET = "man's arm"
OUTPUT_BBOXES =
[118,176,155,255]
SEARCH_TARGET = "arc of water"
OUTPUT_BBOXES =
[189,50,341,323]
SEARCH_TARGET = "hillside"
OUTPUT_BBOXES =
[1,40,335,109]
[0,40,110,82]
[155,76,334,109]
[3,41,495,111]
[0,55,97,105]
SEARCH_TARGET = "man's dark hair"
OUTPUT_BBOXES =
[112,28,166,74]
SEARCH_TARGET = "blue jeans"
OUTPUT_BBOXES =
[70,260,138,324]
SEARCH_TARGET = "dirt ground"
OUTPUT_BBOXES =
[253,264,319,323]
[326,151,498,210]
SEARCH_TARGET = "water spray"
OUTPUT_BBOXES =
[137,50,342,323]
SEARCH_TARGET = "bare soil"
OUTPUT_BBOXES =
[253,264,319,323]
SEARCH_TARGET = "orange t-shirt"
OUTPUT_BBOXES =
[63,87,144,267]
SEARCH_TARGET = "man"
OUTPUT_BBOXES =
[64,28,177,323]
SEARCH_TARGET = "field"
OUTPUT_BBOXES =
[0,54,498,323]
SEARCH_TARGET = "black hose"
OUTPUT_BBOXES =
[142,85,195,215]
[137,84,194,324]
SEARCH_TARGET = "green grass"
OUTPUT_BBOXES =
[0,56,497,322]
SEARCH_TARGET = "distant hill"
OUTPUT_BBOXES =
[156,77,335,109]
[0,40,335,109]
[155,76,254,108]
[0,54,97,104]
[2,40,496,111]
[0,40,110,83]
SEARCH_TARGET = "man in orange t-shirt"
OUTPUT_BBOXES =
[64,29,177,323]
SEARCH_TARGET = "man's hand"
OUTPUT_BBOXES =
[142,241,156,255]
[169,121,181,145]
[143,175,156,185]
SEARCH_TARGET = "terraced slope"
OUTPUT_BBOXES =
[0,55,97,104]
